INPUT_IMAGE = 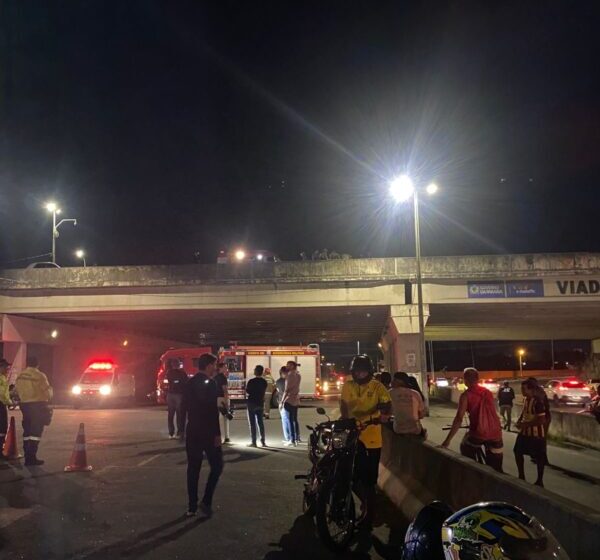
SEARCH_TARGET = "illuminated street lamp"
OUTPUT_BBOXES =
[389,175,439,411]
[235,249,246,261]
[517,348,526,377]
[75,249,87,267]
[45,201,77,264]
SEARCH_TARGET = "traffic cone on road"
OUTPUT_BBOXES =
[64,423,93,472]
[2,416,23,460]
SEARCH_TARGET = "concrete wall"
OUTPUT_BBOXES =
[379,428,599,559]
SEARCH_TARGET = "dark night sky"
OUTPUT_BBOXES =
[1,1,599,267]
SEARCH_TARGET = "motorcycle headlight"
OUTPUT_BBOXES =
[99,385,112,396]
[71,385,82,395]
[331,431,349,449]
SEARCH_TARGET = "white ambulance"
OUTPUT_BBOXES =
[218,344,321,402]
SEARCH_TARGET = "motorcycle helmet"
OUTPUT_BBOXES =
[441,502,570,559]
[349,354,374,385]
[402,501,453,560]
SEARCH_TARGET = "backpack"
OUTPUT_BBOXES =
[468,387,502,441]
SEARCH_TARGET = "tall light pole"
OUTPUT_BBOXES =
[517,348,526,377]
[75,249,87,267]
[45,202,77,264]
[389,175,438,411]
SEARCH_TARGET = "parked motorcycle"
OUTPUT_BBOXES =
[295,406,380,552]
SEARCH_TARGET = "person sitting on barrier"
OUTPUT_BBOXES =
[440,367,504,473]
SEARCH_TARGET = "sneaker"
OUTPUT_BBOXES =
[264,414,270,419]
[199,502,213,517]
[169,434,176,439]
[282,440,291,444]
[284,441,294,447]
[223,438,231,444]
[247,442,257,448]
[25,458,44,466]
[186,509,197,518]
[261,441,267,447]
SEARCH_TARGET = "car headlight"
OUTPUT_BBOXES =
[331,431,349,449]
[99,385,112,396]
[336,380,341,389]
[323,381,329,392]
[72,385,82,395]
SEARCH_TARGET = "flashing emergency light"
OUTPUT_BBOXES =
[88,361,114,370]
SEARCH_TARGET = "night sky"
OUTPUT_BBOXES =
[1,1,599,267]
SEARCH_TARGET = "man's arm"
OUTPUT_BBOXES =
[340,384,350,419]
[440,392,468,448]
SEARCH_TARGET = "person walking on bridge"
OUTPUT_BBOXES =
[441,367,503,473]
[15,356,53,466]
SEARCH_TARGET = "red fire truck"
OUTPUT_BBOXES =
[155,346,212,404]
[218,344,321,401]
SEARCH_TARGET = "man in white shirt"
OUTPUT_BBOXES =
[389,372,425,436]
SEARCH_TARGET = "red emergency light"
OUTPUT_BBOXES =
[87,361,115,370]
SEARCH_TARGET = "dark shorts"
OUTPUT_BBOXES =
[514,434,547,458]
[356,443,381,487]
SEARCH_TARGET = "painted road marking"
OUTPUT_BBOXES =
[136,454,162,467]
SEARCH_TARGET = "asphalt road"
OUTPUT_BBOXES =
[0,404,398,560]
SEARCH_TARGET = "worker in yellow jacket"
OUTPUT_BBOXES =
[16,356,53,466]
[0,358,13,458]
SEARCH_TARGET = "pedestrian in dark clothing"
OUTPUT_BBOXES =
[182,353,223,517]
[166,366,188,439]
[246,365,268,447]
[379,371,392,390]
[498,381,516,431]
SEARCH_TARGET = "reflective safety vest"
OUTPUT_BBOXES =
[16,367,53,403]
[0,374,10,406]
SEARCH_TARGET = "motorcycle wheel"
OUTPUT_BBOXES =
[316,479,356,552]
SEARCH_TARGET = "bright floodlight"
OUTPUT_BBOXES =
[426,182,439,195]
[75,249,85,259]
[235,249,246,261]
[518,348,526,356]
[256,253,264,261]
[389,175,414,203]
[46,202,58,213]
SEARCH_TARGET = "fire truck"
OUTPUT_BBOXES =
[218,344,321,401]
[155,346,212,404]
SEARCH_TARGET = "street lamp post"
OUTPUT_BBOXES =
[389,176,438,412]
[518,348,526,377]
[75,249,87,267]
[45,202,77,264]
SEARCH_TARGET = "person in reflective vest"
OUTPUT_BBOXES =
[0,358,12,457]
[15,356,53,466]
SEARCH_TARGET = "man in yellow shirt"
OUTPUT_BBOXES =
[340,355,390,529]
[16,356,53,466]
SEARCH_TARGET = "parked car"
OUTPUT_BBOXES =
[26,262,61,269]
[544,379,592,407]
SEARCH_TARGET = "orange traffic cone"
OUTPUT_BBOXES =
[64,423,93,472]
[2,416,23,460]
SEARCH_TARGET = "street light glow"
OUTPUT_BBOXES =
[518,348,526,356]
[389,175,414,203]
[75,249,85,259]
[256,253,264,261]
[50,329,59,339]
[45,202,58,213]
[235,249,246,261]
[426,182,439,195]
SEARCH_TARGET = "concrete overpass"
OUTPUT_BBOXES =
[2,252,600,381]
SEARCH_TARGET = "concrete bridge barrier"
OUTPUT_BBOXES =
[379,427,599,559]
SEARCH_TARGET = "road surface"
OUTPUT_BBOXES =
[0,404,397,560]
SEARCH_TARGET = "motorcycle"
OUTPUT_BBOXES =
[296,406,379,553]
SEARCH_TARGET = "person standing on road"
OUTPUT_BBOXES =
[0,358,13,458]
[246,365,268,447]
[281,360,301,446]
[276,367,291,443]
[340,355,391,530]
[389,372,425,437]
[498,381,516,431]
[440,367,504,473]
[166,363,188,439]
[379,371,392,391]
[15,356,53,466]
[214,363,230,444]
[514,378,548,487]
[182,353,223,517]
[263,367,275,419]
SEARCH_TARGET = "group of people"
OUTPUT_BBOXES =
[441,368,551,487]
[0,356,53,467]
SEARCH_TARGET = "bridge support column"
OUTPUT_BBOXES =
[381,304,430,376]
[3,341,27,378]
